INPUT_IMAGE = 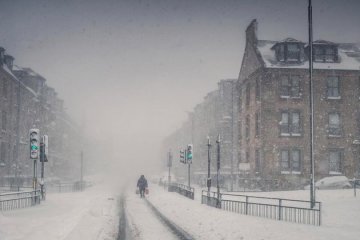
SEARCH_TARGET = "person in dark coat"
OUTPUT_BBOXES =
[137,175,148,198]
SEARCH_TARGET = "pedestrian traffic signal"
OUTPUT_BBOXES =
[29,129,39,159]
[187,144,193,161]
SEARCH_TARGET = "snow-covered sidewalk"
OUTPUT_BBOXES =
[0,183,119,240]
[147,184,360,240]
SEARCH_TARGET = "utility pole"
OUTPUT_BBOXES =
[188,159,190,187]
[40,141,45,199]
[216,134,221,208]
[80,151,84,191]
[308,0,316,208]
[207,136,212,196]
[14,75,21,189]
[167,150,172,189]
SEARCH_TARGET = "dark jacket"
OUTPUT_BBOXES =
[137,176,148,189]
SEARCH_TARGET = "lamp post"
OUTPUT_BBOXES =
[216,134,221,208]
[308,0,316,209]
[207,136,211,196]
[167,149,172,189]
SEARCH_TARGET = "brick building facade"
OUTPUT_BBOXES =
[238,20,360,187]
[0,47,81,186]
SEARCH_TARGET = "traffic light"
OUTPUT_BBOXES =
[29,129,39,159]
[40,135,48,162]
[187,144,193,162]
[180,150,185,163]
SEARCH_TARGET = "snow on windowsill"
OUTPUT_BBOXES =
[329,171,342,175]
[327,96,341,100]
[281,171,301,175]
[328,134,342,138]
[280,133,291,136]
[280,96,301,99]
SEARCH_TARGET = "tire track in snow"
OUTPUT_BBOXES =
[144,198,195,240]
[117,195,128,240]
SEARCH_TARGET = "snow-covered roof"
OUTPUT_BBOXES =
[0,64,38,98]
[257,40,360,70]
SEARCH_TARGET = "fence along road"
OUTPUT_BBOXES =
[0,190,41,211]
[202,190,321,226]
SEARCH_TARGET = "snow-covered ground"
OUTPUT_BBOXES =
[147,184,360,240]
[0,178,120,240]
[1,178,359,240]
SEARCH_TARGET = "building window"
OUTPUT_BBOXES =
[245,115,250,140]
[358,77,360,99]
[276,44,285,62]
[280,75,301,98]
[0,142,5,163]
[280,148,301,173]
[255,111,260,137]
[245,83,250,106]
[328,149,342,174]
[246,151,249,163]
[328,113,341,137]
[280,111,301,136]
[327,76,340,98]
[255,149,260,173]
[281,150,290,171]
[287,43,300,61]
[1,111,7,131]
[274,42,303,62]
[255,78,260,101]
[2,80,8,98]
[313,46,337,63]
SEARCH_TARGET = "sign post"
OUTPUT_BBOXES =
[40,135,48,200]
[167,150,172,190]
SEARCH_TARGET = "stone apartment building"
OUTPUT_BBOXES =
[162,79,239,189]
[238,19,360,187]
[0,47,81,185]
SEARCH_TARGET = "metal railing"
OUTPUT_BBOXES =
[0,185,34,193]
[201,191,321,226]
[47,181,86,193]
[201,190,220,208]
[0,190,41,211]
[350,178,360,197]
[168,183,194,200]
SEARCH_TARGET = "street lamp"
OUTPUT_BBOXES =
[308,0,316,208]
[216,134,221,208]
[207,136,211,196]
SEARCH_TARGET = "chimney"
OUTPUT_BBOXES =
[246,19,258,46]
[0,47,5,66]
[4,55,15,71]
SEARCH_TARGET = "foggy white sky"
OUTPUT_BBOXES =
[0,0,359,174]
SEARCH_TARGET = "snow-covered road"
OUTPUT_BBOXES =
[124,189,178,240]
[1,179,359,240]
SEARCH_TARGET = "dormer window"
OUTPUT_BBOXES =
[312,40,338,63]
[272,38,305,63]
[287,43,300,61]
